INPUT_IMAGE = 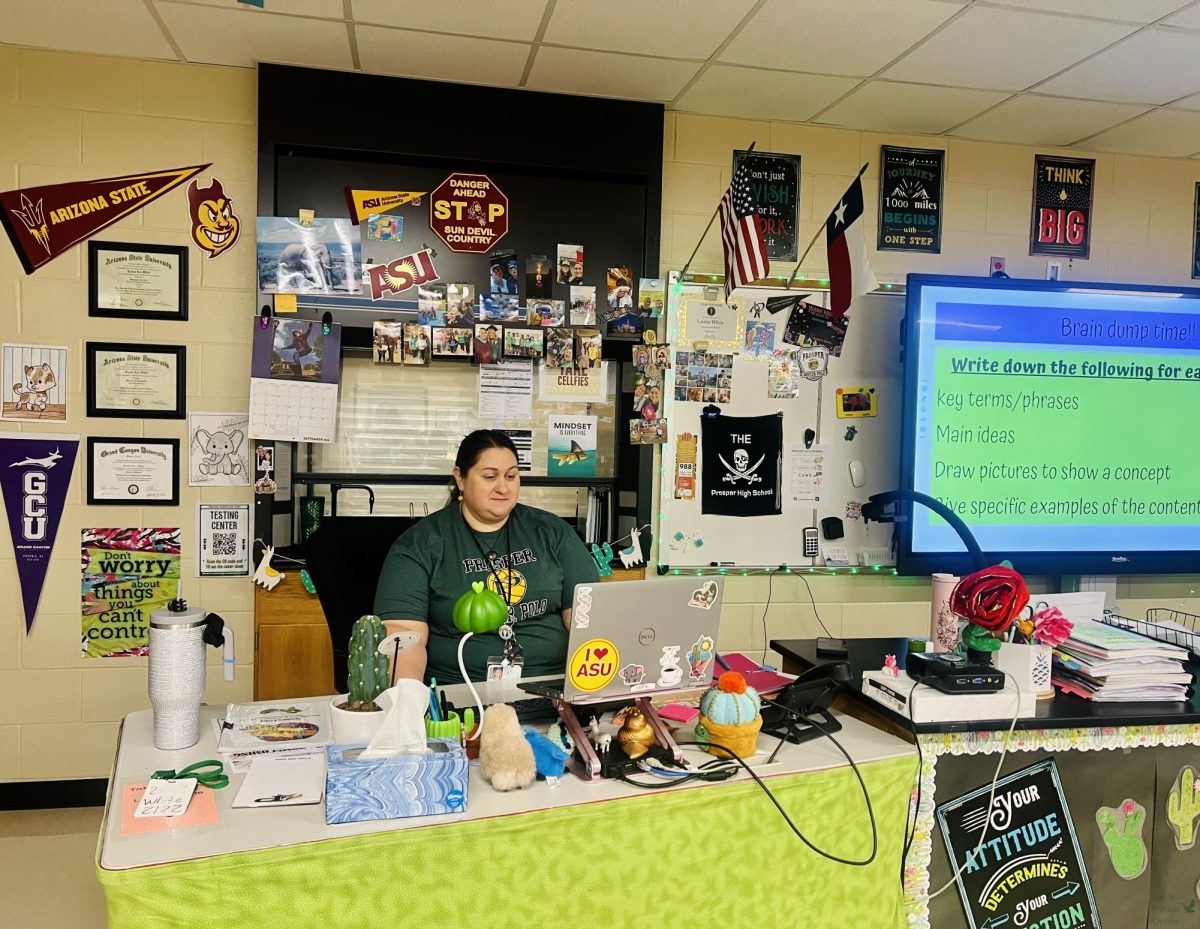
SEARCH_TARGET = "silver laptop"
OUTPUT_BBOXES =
[520,575,725,705]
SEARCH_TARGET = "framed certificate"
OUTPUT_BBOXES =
[86,342,186,419]
[88,241,188,321]
[87,436,180,506]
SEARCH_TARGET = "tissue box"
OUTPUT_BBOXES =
[324,738,468,824]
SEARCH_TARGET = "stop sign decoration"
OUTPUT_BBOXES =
[429,173,509,253]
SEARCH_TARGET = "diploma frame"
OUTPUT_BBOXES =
[88,241,189,321]
[86,341,186,420]
[87,436,181,506]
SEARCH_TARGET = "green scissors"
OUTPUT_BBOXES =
[151,759,229,790]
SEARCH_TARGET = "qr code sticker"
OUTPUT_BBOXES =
[212,533,237,556]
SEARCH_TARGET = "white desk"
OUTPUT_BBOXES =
[98,695,918,929]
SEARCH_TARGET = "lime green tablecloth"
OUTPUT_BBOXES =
[99,755,916,929]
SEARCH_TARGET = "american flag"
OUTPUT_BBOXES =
[718,160,769,299]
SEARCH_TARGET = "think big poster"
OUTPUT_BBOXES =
[1030,154,1094,259]
[81,528,180,658]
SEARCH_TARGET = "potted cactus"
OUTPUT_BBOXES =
[330,615,391,744]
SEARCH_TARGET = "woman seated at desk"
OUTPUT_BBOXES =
[374,429,599,684]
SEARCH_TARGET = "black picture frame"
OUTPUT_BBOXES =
[87,241,188,321]
[86,436,181,506]
[85,341,187,420]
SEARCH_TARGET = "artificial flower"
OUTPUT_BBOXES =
[1030,605,1073,648]
[950,564,1029,637]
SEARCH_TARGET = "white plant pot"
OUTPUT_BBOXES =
[330,690,389,745]
[994,642,1054,699]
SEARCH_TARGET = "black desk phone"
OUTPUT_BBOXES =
[760,660,851,744]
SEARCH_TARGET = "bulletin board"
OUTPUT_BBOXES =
[659,278,905,569]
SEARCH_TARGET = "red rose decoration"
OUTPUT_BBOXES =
[950,565,1029,637]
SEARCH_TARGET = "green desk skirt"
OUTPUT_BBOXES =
[99,755,916,929]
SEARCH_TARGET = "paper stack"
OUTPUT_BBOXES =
[1052,619,1192,702]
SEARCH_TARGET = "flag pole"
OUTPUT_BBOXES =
[785,162,869,290]
[678,141,757,283]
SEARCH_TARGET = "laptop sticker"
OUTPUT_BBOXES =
[569,638,618,693]
[658,646,683,687]
[689,580,720,609]
[686,635,717,682]
[619,663,645,686]
[573,585,594,628]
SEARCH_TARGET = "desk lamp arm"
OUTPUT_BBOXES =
[861,489,988,573]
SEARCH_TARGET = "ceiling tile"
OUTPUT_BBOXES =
[155,2,353,68]
[816,80,1007,134]
[673,65,861,122]
[160,0,345,17]
[351,0,548,42]
[951,94,1149,145]
[526,47,700,102]
[543,0,757,59]
[1167,91,1200,111]
[1076,109,1200,157]
[720,0,961,77]
[357,26,528,87]
[0,0,176,60]
[986,0,1191,23]
[1150,4,1200,28]
[1039,28,1200,104]
[883,6,1135,90]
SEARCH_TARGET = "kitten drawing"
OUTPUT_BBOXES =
[12,363,55,412]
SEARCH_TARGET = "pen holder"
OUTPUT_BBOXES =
[425,711,462,743]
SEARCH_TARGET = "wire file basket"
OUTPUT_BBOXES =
[1100,608,1200,658]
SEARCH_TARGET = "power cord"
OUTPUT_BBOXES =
[794,570,835,640]
[899,678,923,887]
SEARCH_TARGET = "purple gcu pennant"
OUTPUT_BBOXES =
[0,434,78,632]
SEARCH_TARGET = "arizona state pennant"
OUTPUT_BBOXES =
[343,188,426,225]
[0,164,209,274]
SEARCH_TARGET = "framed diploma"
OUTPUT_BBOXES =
[88,241,188,321]
[86,342,186,419]
[87,436,180,506]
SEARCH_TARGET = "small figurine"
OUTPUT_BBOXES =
[615,705,657,760]
[252,546,285,591]
[883,654,900,678]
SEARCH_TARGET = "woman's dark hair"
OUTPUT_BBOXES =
[448,430,520,503]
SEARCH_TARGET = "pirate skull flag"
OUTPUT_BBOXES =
[701,413,782,517]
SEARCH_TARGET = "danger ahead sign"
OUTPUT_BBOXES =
[429,173,508,253]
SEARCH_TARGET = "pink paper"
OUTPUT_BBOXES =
[120,782,219,836]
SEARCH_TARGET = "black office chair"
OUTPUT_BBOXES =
[304,515,422,693]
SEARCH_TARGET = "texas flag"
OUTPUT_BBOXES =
[825,170,878,318]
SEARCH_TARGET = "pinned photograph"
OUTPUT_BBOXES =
[606,266,634,313]
[503,328,545,359]
[557,244,584,284]
[768,353,801,399]
[480,293,521,322]
[526,255,552,299]
[743,319,777,359]
[526,298,565,327]
[2,343,67,422]
[417,282,447,325]
[372,319,404,365]
[488,248,519,295]
[366,213,403,241]
[431,326,473,358]
[637,278,665,317]
[473,324,503,365]
[256,216,361,294]
[446,282,476,325]
[606,313,644,338]
[400,322,430,366]
[575,328,603,369]
[569,285,597,326]
[545,328,576,369]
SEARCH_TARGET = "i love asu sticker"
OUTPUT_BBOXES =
[568,638,618,692]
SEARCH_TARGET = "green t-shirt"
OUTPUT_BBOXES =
[373,502,600,684]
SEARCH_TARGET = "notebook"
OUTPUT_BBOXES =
[519,575,725,705]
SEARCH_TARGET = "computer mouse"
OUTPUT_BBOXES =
[849,459,865,488]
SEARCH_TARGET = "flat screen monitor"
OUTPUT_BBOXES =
[899,273,1200,576]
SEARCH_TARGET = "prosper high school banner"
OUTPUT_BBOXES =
[0,433,79,632]
[700,413,782,517]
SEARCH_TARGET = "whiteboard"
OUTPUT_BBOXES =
[659,279,904,569]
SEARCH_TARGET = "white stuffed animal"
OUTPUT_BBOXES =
[479,704,536,791]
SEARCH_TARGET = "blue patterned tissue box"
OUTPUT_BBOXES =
[325,739,468,824]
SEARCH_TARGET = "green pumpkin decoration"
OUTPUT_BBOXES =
[453,581,509,634]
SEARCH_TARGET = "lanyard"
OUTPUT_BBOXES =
[462,508,522,661]
[151,759,229,790]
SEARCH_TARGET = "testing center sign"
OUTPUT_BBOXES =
[429,173,508,253]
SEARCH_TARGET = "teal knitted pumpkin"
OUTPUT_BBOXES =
[699,671,761,725]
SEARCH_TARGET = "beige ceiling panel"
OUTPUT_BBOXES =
[674,65,859,122]
[1077,109,1200,157]
[156,2,354,68]
[1163,6,1200,28]
[817,81,1006,134]
[0,0,176,60]
[721,0,962,77]
[883,6,1135,90]
[1038,28,1200,104]
[357,26,529,86]
[952,95,1149,145]
[527,47,699,101]
[544,0,758,58]
[351,0,548,42]
[161,0,346,16]
[987,0,1191,23]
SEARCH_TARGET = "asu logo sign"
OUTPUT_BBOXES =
[429,173,508,253]
[187,177,241,259]
[366,247,441,301]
